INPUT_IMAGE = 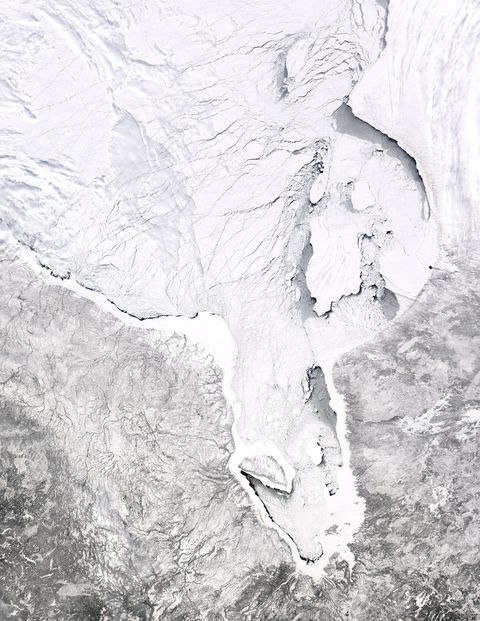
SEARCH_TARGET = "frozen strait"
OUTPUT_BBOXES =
[0,0,479,618]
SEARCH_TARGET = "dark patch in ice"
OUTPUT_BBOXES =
[379,287,400,320]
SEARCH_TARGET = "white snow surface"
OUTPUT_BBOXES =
[350,0,480,250]
[2,0,467,574]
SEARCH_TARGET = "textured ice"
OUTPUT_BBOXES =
[1,0,479,618]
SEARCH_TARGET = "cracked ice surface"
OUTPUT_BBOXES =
[349,0,480,248]
[1,0,478,617]
[1,0,404,569]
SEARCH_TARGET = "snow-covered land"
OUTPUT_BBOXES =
[0,0,479,618]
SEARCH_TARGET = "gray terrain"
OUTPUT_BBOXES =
[1,248,479,619]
